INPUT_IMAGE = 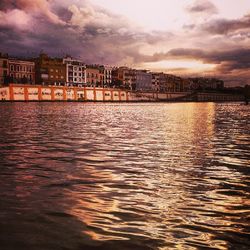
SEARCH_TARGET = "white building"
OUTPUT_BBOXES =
[104,66,112,86]
[99,65,112,87]
[63,57,86,86]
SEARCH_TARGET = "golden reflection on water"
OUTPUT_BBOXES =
[66,103,221,244]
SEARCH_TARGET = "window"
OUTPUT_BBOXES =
[79,73,82,77]
[56,69,58,73]
[51,75,54,78]
[50,69,54,72]
[10,65,14,71]
[3,60,7,68]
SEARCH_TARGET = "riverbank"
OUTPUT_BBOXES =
[0,84,244,102]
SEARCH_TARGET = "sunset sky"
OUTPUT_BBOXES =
[0,0,249,86]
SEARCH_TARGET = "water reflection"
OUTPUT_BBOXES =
[0,102,249,250]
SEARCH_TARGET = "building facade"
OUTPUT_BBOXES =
[8,58,35,84]
[152,72,191,92]
[99,65,112,87]
[164,74,183,92]
[0,51,226,91]
[105,66,112,87]
[0,53,8,86]
[135,70,152,91]
[63,57,86,86]
[35,53,66,85]
[99,66,105,87]
[152,72,166,92]
[85,66,100,87]
[112,67,136,90]
[124,68,136,90]
[189,77,224,90]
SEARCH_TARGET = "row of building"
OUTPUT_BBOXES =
[0,52,224,92]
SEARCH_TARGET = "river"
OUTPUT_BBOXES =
[0,102,249,250]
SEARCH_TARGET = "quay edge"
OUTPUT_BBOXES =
[0,84,245,102]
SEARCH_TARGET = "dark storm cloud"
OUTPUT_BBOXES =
[202,14,250,34]
[145,47,250,71]
[167,48,250,65]
[0,0,131,61]
[186,0,218,14]
[0,0,16,10]
[0,0,67,18]
[0,0,177,65]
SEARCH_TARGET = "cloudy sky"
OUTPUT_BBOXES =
[0,0,249,86]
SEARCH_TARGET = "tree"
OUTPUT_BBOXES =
[112,79,123,88]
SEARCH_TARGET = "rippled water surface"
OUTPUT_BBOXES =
[0,102,249,250]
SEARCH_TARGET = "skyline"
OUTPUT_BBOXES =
[0,0,250,86]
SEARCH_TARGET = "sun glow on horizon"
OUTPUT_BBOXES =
[141,60,217,73]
